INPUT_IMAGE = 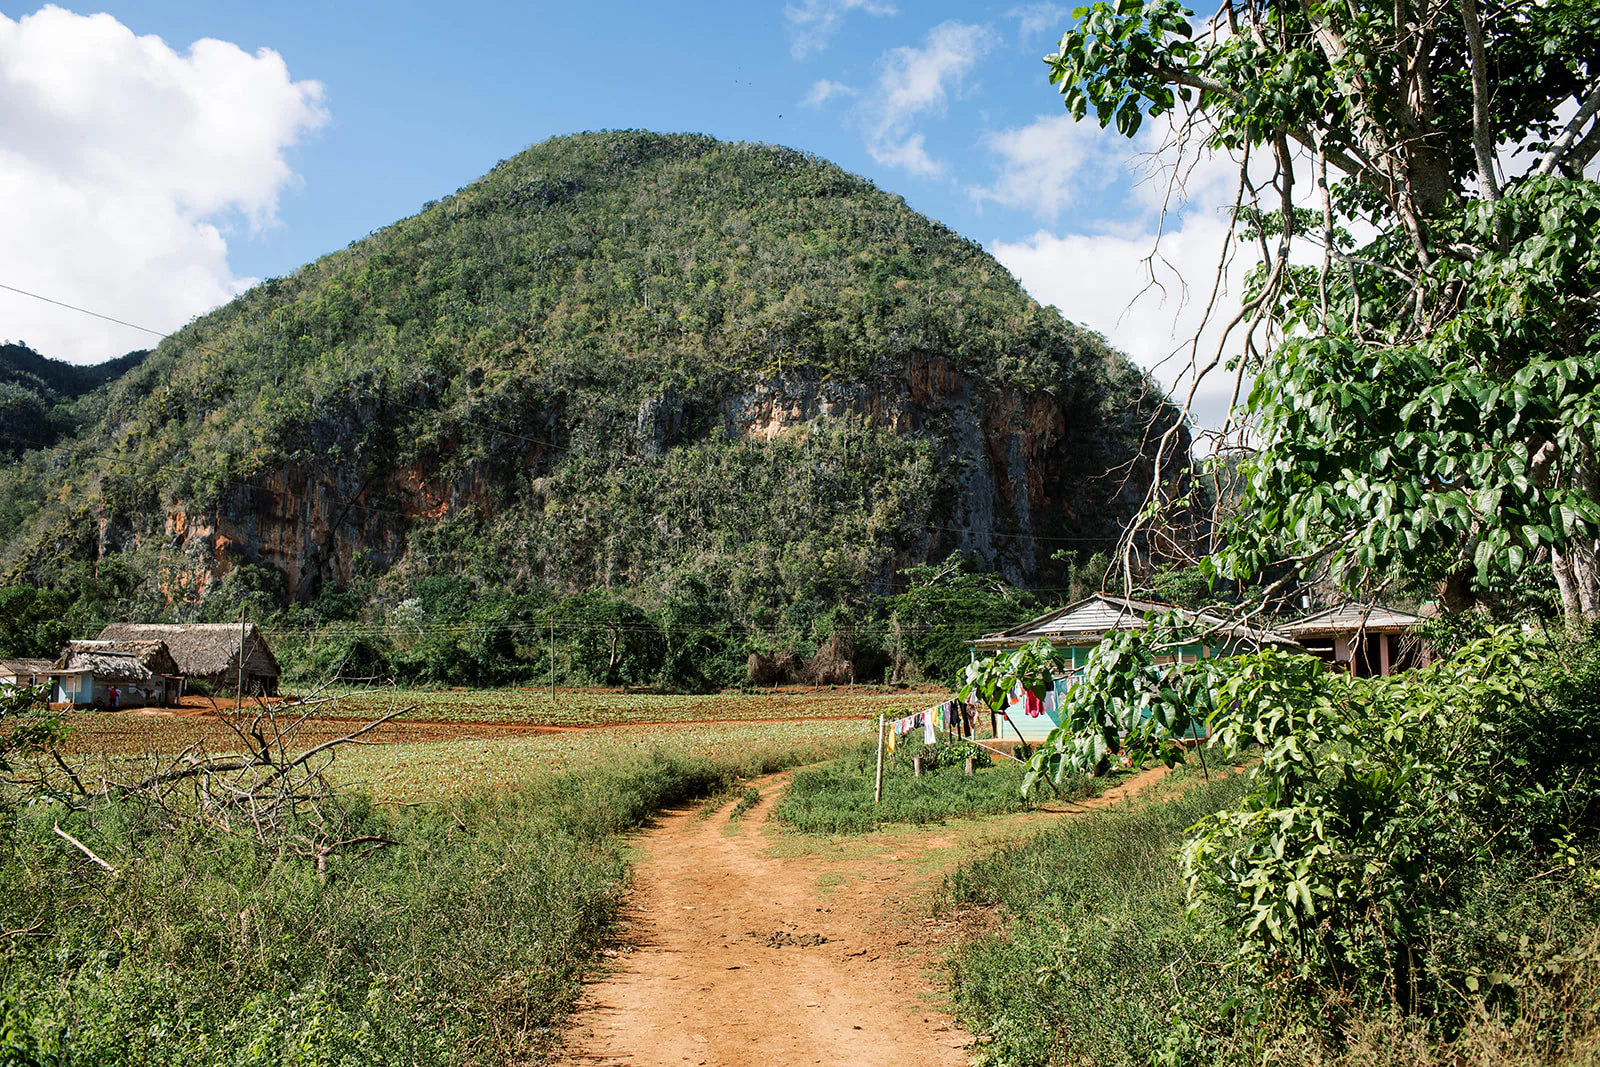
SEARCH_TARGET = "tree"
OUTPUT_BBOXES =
[0,585,70,658]
[1048,0,1600,620]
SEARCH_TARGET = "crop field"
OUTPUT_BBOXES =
[46,687,900,804]
[331,718,870,802]
[322,684,948,727]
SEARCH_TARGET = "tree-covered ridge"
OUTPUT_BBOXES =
[0,130,1177,646]
[0,343,148,456]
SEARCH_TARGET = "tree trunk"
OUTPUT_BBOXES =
[1552,445,1600,625]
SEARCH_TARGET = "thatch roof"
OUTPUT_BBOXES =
[52,643,155,682]
[97,623,279,678]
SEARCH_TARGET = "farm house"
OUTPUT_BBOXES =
[98,622,281,696]
[969,593,1300,744]
[50,640,184,709]
[0,659,54,692]
[1280,603,1427,677]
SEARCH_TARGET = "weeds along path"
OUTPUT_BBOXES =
[554,764,1171,1066]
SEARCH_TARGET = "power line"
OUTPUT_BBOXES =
[0,282,168,339]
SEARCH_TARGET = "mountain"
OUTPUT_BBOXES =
[0,343,149,455]
[0,130,1186,627]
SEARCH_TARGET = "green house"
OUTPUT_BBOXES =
[969,593,1300,744]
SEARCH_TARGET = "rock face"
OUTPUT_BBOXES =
[2,131,1184,612]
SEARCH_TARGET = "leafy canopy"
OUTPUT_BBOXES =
[1049,0,1600,619]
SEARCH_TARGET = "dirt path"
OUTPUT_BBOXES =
[554,765,1171,1066]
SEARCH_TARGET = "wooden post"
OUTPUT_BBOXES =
[873,715,885,805]
[549,618,556,705]
[1379,632,1392,676]
[913,755,923,778]
[964,757,974,776]
[237,614,246,709]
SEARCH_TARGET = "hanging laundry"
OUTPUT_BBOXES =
[887,729,896,754]
[1023,688,1044,718]
[923,709,936,745]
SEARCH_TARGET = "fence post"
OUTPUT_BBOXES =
[873,715,885,805]
[964,757,975,776]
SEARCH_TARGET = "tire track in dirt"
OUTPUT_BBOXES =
[554,764,1172,1066]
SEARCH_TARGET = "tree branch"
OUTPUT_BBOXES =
[1458,0,1502,199]
[1537,82,1600,178]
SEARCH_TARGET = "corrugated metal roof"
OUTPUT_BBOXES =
[0,658,54,676]
[1282,603,1422,637]
[973,593,1298,649]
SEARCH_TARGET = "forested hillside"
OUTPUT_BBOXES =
[0,343,148,456]
[0,131,1185,685]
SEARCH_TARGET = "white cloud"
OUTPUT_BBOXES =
[0,6,326,363]
[970,112,1123,220]
[994,217,1251,437]
[802,78,856,108]
[1007,3,1069,44]
[785,0,897,60]
[861,21,993,177]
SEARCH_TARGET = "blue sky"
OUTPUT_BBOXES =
[0,1,1244,426]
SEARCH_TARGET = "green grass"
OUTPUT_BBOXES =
[940,773,1253,1067]
[729,787,762,820]
[773,737,1102,834]
[940,767,1600,1067]
[0,741,834,1065]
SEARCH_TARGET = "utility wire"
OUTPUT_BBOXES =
[0,282,168,339]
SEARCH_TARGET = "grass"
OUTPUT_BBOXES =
[940,766,1600,1067]
[772,737,1104,834]
[940,773,1255,1067]
[0,728,848,1065]
[729,787,762,820]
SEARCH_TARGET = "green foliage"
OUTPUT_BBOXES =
[0,585,70,659]
[0,747,800,1063]
[888,554,1039,686]
[558,592,665,687]
[1047,0,1600,619]
[0,686,64,777]
[0,343,149,456]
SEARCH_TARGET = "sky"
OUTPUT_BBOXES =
[0,1,1247,428]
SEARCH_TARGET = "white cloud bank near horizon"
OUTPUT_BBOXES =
[0,5,326,364]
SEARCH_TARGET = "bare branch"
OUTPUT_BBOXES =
[53,822,116,873]
[1537,82,1600,178]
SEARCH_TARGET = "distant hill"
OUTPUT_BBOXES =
[0,343,149,455]
[0,130,1186,626]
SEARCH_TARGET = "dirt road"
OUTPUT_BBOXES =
[554,766,1169,1066]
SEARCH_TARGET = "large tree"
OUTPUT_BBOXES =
[1048,0,1600,619]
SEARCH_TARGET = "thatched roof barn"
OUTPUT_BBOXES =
[51,640,183,708]
[97,623,280,696]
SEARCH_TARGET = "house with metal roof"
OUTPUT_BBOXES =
[0,658,55,692]
[1280,603,1427,677]
[970,593,1300,744]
